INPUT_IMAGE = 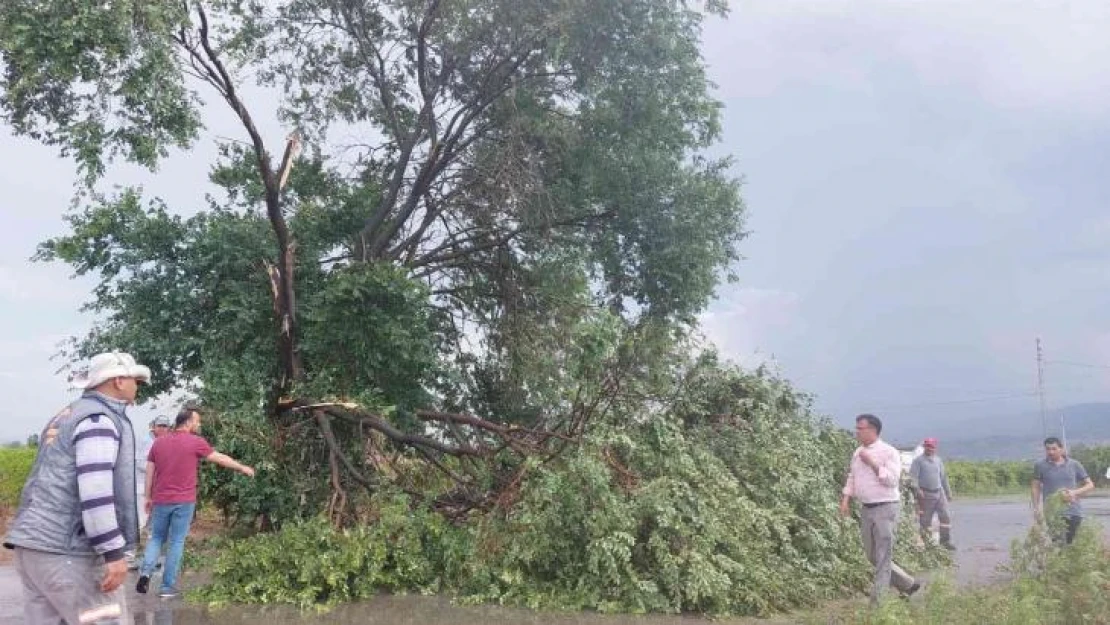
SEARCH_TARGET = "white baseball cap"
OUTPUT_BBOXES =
[72,351,152,390]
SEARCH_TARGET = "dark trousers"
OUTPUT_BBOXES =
[1052,515,1082,545]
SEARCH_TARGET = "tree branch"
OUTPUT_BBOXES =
[316,409,378,494]
[320,406,484,457]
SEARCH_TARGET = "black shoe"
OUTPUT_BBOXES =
[136,575,150,594]
[901,582,922,599]
[942,542,957,551]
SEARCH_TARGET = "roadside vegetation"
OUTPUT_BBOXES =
[946,445,1110,497]
[0,445,34,509]
[190,367,950,614]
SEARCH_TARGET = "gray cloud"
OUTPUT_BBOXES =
[699,0,1110,438]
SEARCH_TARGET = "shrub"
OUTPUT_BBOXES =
[946,460,1029,496]
[945,447,1110,497]
[193,493,473,608]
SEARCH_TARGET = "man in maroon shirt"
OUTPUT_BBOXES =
[136,406,254,598]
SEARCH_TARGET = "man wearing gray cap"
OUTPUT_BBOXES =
[3,351,151,624]
[128,415,172,572]
[137,416,172,530]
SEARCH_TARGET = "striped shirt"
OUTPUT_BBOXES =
[74,414,127,561]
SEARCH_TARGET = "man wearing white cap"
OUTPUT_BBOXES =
[3,351,151,624]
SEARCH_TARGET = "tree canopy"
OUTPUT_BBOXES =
[6,0,745,493]
[7,0,744,407]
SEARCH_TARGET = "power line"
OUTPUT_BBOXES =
[832,343,1108,415]
[1045,360,1110,370]
[864,391,1040,411]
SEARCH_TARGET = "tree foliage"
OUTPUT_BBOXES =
[195,360,947,615]
[9,0,747,523]
[0,1,201,181]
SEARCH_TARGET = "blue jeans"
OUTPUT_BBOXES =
[139,502,195,592]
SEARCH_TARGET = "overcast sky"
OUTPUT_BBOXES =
[3,0,1110,442]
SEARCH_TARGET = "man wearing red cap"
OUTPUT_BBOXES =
[909,438,955,550]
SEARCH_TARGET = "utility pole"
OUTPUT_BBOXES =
[1060,409,1069,452]
[1036,337,1047,439]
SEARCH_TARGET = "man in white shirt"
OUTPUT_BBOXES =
[840,413,920,605]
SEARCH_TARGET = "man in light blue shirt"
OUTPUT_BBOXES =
[1032,437,1093,545]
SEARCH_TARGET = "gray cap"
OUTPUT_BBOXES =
[151,416,172,428]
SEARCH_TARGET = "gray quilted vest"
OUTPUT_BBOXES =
[3,392,139,557]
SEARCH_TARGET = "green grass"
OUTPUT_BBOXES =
[0,446,36,509]
[945,460,1030,497]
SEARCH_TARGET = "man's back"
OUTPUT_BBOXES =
[148,432,213,505]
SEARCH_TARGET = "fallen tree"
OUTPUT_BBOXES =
[195,359,949,615]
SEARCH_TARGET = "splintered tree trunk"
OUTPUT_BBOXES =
[264,134,304,400]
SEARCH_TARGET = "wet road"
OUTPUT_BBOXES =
[2,494,1107,624]
[946,492,1110,586]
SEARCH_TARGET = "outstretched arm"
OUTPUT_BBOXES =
[204,451,255,477]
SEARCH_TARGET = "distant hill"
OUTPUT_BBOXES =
[886,403,1110,461]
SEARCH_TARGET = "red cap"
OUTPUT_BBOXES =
[923,438,938,447]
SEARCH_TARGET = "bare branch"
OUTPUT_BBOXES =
[322,406,484,457]
[316,409,379,494]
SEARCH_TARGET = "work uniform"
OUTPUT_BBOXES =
[909,453,954,548]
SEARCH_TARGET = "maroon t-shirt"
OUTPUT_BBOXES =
[147,431,215,504]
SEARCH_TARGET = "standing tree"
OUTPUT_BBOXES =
[0,0,744,521]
